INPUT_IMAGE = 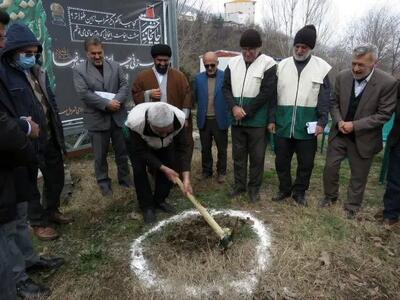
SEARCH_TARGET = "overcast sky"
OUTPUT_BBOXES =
[202,0,400,40]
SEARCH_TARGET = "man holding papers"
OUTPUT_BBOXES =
[268,25,331,206]
[73,37,132,196]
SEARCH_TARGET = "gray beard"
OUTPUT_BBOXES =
[293,51,311,62]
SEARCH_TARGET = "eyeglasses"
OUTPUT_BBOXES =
[204,64,216,69]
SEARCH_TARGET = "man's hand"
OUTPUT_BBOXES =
[314,125,324,136]
[182,171,193,195]
[160,165,179,183]
[267,123,276,134]
[151,88,161,100]
[26,117,40,139]
[339,121,354,134]
[232,105,246,121]
[107,100,121,112]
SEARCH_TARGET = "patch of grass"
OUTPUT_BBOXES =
[78,244,105,274]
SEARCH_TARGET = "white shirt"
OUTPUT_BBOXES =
[154,71,165,85]
[354,69,374,97]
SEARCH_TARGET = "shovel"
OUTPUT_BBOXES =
[174,178,233,250]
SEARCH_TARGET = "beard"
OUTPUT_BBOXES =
[155,63,168,74]
[293,50,311,62]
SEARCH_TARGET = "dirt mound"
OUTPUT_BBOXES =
[141,214,259,293]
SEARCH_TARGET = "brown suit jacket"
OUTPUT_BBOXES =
[132,68,192,109]
[329,68,398,158]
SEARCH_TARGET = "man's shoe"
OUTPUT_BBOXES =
[32,226,59,241]
[272,191,291,202]
[229,187,246,198]
[27,256,65,273]
[248,190,260,203]
[143,209,156,224]
[202,173,212,180]
[217,174,226,184]
[383,218,399,229]
[345,209,358,219]
[16,278,51,299]
[99,185,112,196]
[48,211,74,224]
[318,197,336,208]
[156,202,176,214]
[293,193,307,206]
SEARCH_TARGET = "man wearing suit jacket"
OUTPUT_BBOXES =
[320,45,398,218]
[73,37,132,196]
[380,83,400,228]
[193,52,230,183]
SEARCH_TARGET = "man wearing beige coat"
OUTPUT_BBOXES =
[320,45,398,218]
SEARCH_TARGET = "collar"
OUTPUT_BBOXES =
[356,69,374,84]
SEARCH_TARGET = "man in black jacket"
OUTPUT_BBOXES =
[381,82,400,228]
[0,23,73,241]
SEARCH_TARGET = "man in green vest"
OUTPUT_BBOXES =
[223,29,277,202]
[268,25,332,206]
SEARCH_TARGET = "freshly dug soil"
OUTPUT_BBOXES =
[142,214,259,288]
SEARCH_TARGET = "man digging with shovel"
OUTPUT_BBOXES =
[125,102,193,223]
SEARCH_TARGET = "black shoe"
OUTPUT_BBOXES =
[318,197,336,208]
[143,209,156,224]
[248,190,260,203]
[119,180,133,188]
[16,278,51,299]
[229,187,246,198]
[293,193,307,206]
[345,209,358,219]
[272,191,291,202]
[27,256,65,273]
[202,173,212,180]
[99,184,112,196]
[156,202,176,214]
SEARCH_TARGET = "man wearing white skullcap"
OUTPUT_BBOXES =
[125,102,193,223]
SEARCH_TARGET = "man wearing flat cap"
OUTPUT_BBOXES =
[268,24,332,206]
[132,44,193,159]
[125,102,193,223]
[222,29,277,202]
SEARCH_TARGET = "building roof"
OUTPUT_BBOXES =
[225,0,256,4]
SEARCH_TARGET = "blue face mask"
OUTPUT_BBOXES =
[16,54,36,70]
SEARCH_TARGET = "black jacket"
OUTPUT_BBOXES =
[0,79,36,224]
[387,82,400,148]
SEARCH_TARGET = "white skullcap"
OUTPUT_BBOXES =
[147,103,174,127]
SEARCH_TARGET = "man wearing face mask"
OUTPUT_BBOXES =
[125,102,193,223]
[0,23,71,241]
[222,29,277,202]
[132,44,193,160]
[320,45,398,218]
[73,37,132,197]
[268,25,331,206]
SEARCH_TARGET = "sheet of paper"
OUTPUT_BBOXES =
[306,121,317,134]
[95,91,116,101]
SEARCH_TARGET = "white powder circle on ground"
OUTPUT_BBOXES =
[130,209,272,297]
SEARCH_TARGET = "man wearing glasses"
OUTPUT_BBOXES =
[193,52,229,183]
[222,29,277,202]
[0,23,72,240]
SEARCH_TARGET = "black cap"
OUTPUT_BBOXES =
[240,29,262,48]
[150,44,172,58]
[294,25,317,49]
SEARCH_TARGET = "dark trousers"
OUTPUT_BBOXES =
[0,224,17,300]
[383,141,400,220]
[199,118,228,176]
[231,126,267,192]
[89,119,131,187]
[323,135,373,211]
[28,137,64,226]
[129,145,174,211]
[274,136,317,195]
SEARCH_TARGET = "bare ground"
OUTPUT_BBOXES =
[31,143,400,300]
